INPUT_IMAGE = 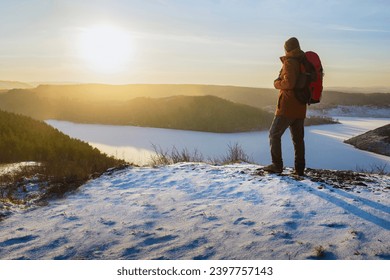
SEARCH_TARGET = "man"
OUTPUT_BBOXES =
[264,37,307,176]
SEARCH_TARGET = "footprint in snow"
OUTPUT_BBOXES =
[27,237,68,255]
[0,235,39,247]
[167,237,209,256]
[122,247,141,258]
[233,217,256,226]
[141,235,178,246]
[284,220,298,230]
[270,230,292,240]
[319,222,348,229]
[193,247,216,260]
[99,218,116,226]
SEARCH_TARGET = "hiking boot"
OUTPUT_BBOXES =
[263,164,283,174]
[293,169,305,176]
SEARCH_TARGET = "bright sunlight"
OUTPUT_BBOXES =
[78,24,132,73]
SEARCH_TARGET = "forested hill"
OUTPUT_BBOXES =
[0,110,122,166]
[116,95,275,132]
[0,110,124,200]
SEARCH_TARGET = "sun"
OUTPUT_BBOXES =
[79,24,132,73]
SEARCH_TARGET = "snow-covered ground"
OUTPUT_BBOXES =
[0,163,389,260]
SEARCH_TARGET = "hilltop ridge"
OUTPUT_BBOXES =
[0,80,32,90]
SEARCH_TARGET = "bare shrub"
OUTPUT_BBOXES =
[314,245,326,258]
[150,144,204,166]
[171,146,204,163]
[0,165,43,200]
[150,144,173,166]
[150,143,250,166]
[356,163,389,175]
[213,142,252,164]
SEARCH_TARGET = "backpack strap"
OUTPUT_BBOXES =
[292,56,313,105]
[300,56,317,81]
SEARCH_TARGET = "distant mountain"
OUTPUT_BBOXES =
[326,86,390,94]
[0,80,32,90]
[345,124,390,157]
[319,91,390,108]
[29,84,279,108]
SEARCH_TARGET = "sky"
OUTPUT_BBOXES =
[0,0,389,88]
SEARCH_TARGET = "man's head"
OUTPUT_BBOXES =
[284,37,300,53]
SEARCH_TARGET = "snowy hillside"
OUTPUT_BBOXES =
[1,163,389,260]
[309,105,390,118]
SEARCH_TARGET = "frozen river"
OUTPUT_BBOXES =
[46,117,390,172]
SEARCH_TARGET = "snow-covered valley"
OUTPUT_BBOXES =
[46,116,390,172]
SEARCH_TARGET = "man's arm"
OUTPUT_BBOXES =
[274,59,298,90]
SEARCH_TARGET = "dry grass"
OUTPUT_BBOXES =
[214,142,252,164]
[314,245,326,258]
[149,143,251,166]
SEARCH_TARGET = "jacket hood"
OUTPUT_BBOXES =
[280,48,305,62]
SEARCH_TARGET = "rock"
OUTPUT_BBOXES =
[344,124,390,156]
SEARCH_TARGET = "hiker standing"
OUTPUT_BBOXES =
[264,37,307,176]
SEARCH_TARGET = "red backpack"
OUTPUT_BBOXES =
[295,51,324,104]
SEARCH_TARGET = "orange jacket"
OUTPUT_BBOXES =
[274,48,307,119]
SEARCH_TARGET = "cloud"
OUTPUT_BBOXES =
[329,25,390,33]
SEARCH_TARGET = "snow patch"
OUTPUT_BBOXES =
[0,162,39,176]
[309,106,390,118]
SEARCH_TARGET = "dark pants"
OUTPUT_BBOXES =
[269,115,305,171]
